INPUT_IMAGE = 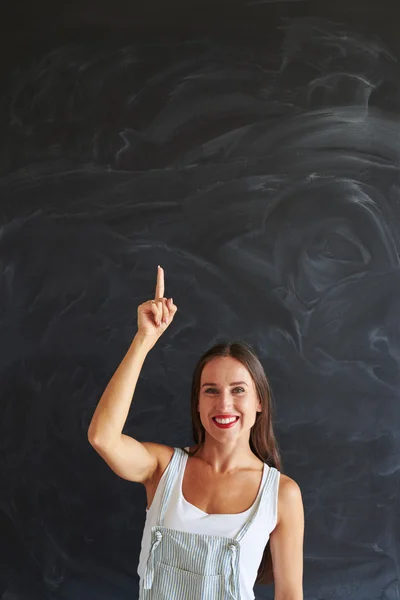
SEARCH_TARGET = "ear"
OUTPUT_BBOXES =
[256,400,262,413]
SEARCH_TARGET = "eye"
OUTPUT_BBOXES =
[203,387,246,394]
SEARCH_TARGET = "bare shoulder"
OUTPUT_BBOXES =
[278,473,302,496]
[141,442,175,472]
[276,473,303,526]
[269,473,304,590]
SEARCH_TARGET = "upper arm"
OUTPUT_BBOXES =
[269,474,304,599]
[90,434,172,484]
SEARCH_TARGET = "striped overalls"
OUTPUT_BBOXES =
[139,447,276,600]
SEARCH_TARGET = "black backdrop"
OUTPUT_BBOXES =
[1,0,400,598]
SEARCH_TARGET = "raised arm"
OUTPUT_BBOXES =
[88,266,177,483]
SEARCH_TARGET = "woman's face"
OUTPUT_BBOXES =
[198,356,262,443]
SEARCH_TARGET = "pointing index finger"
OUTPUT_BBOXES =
[155,265,165,299]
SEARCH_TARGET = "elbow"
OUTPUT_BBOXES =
[88,429,101,449]
[87,413,121,450]
[87,426,119,452]
[87,425,108,450]
[274,579,303,600]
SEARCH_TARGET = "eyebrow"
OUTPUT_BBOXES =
[201,381,248,388]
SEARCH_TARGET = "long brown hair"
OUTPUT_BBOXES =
[185,340,282,585]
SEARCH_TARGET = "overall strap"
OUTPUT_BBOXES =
[235,465,278,543]
[156,447,188,527]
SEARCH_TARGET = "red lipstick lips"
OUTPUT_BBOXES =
[212,415,240,429]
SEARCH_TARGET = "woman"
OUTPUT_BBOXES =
[88,266,304,599]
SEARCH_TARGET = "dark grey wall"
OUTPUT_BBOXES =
[1,1,399,598]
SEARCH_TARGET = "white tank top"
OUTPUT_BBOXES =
[137,448,280,599]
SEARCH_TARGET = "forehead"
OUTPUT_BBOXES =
[200,356,252,383]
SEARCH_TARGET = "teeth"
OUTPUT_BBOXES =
[214,417,237,424]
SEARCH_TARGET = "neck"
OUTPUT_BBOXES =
[192,436,259,474]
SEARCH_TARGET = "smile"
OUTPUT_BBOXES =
[212,416,239,429]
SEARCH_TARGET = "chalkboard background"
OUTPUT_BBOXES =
[1,0,399,598]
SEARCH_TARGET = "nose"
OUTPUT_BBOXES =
[214,390,233,412]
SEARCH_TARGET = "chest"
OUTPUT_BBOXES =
[181,460,265,515]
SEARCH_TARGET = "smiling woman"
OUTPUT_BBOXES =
[88,266,304,600]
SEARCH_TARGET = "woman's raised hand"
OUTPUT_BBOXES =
[137,266,177,340]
